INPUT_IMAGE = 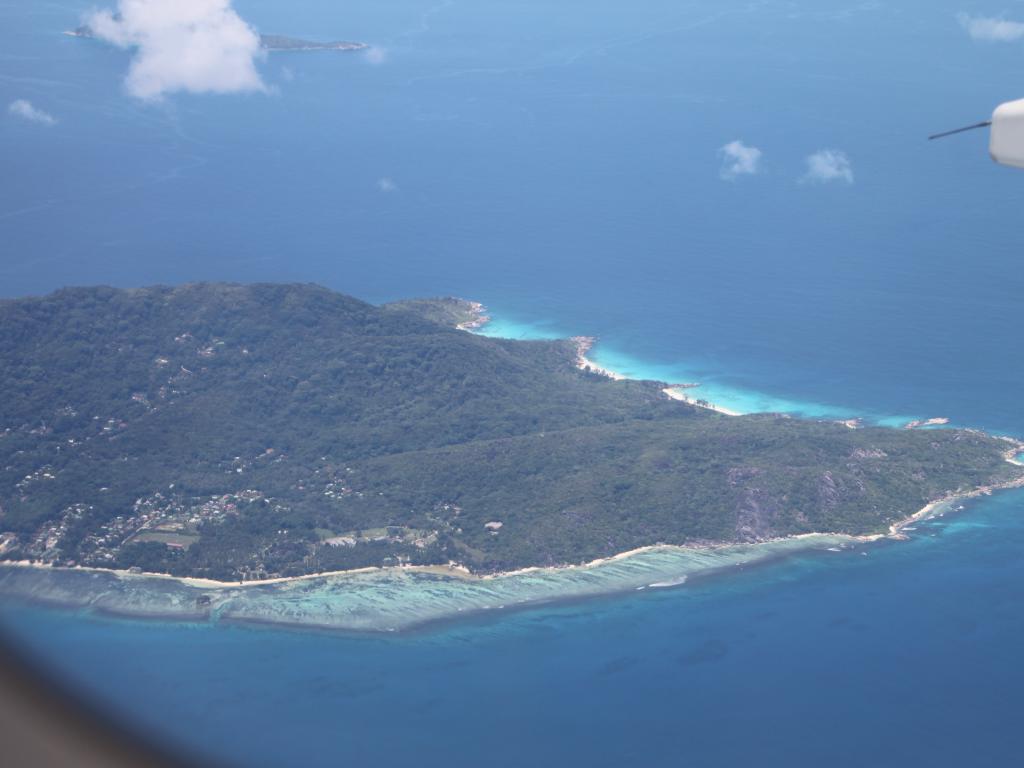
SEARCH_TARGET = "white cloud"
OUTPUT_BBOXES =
[85,0,266,100]
[365,47,388,65]
[802,149,854,185]
[957,13,1024,42]
[719,140,762,180]
[8,99,56,125]
[376,177,397,193]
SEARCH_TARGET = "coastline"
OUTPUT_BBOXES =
[883,437,1024,540]
[3,450,1023,632]
[5,430,1021,590]
[464,301,773,418]
[662,384,743,417]
[571,336,627,381]
[572,334,742,416]
[463,302,983,428]
[464,304,968,429]
[0,535,861,632]
[455,301,491,332]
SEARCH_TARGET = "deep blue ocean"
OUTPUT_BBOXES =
[3,0,1024,765]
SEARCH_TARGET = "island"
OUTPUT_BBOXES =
[0,283,1021,598]
[65,26,368,53]
[258,35,368,52]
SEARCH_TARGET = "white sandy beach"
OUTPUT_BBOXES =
[568,334,743,416]
[662,384,742,416]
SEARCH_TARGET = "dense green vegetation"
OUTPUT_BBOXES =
[0,284,1018,579]
[382,297,483,329]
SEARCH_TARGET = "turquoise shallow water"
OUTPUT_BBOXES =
[3,0,1024,765]
[5,491,1024,768]
[0,534,864,633]
[478,311,916,425]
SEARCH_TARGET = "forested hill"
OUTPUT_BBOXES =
[0,284,1018,579]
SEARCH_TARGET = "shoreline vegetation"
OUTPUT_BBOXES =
[1,284,1022,631]
[5,445,1021,633]
[6,438,1023,591]
[3,472,1023,633]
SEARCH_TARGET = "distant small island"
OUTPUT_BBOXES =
[258,35,368,52]
[65,26,368,53]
